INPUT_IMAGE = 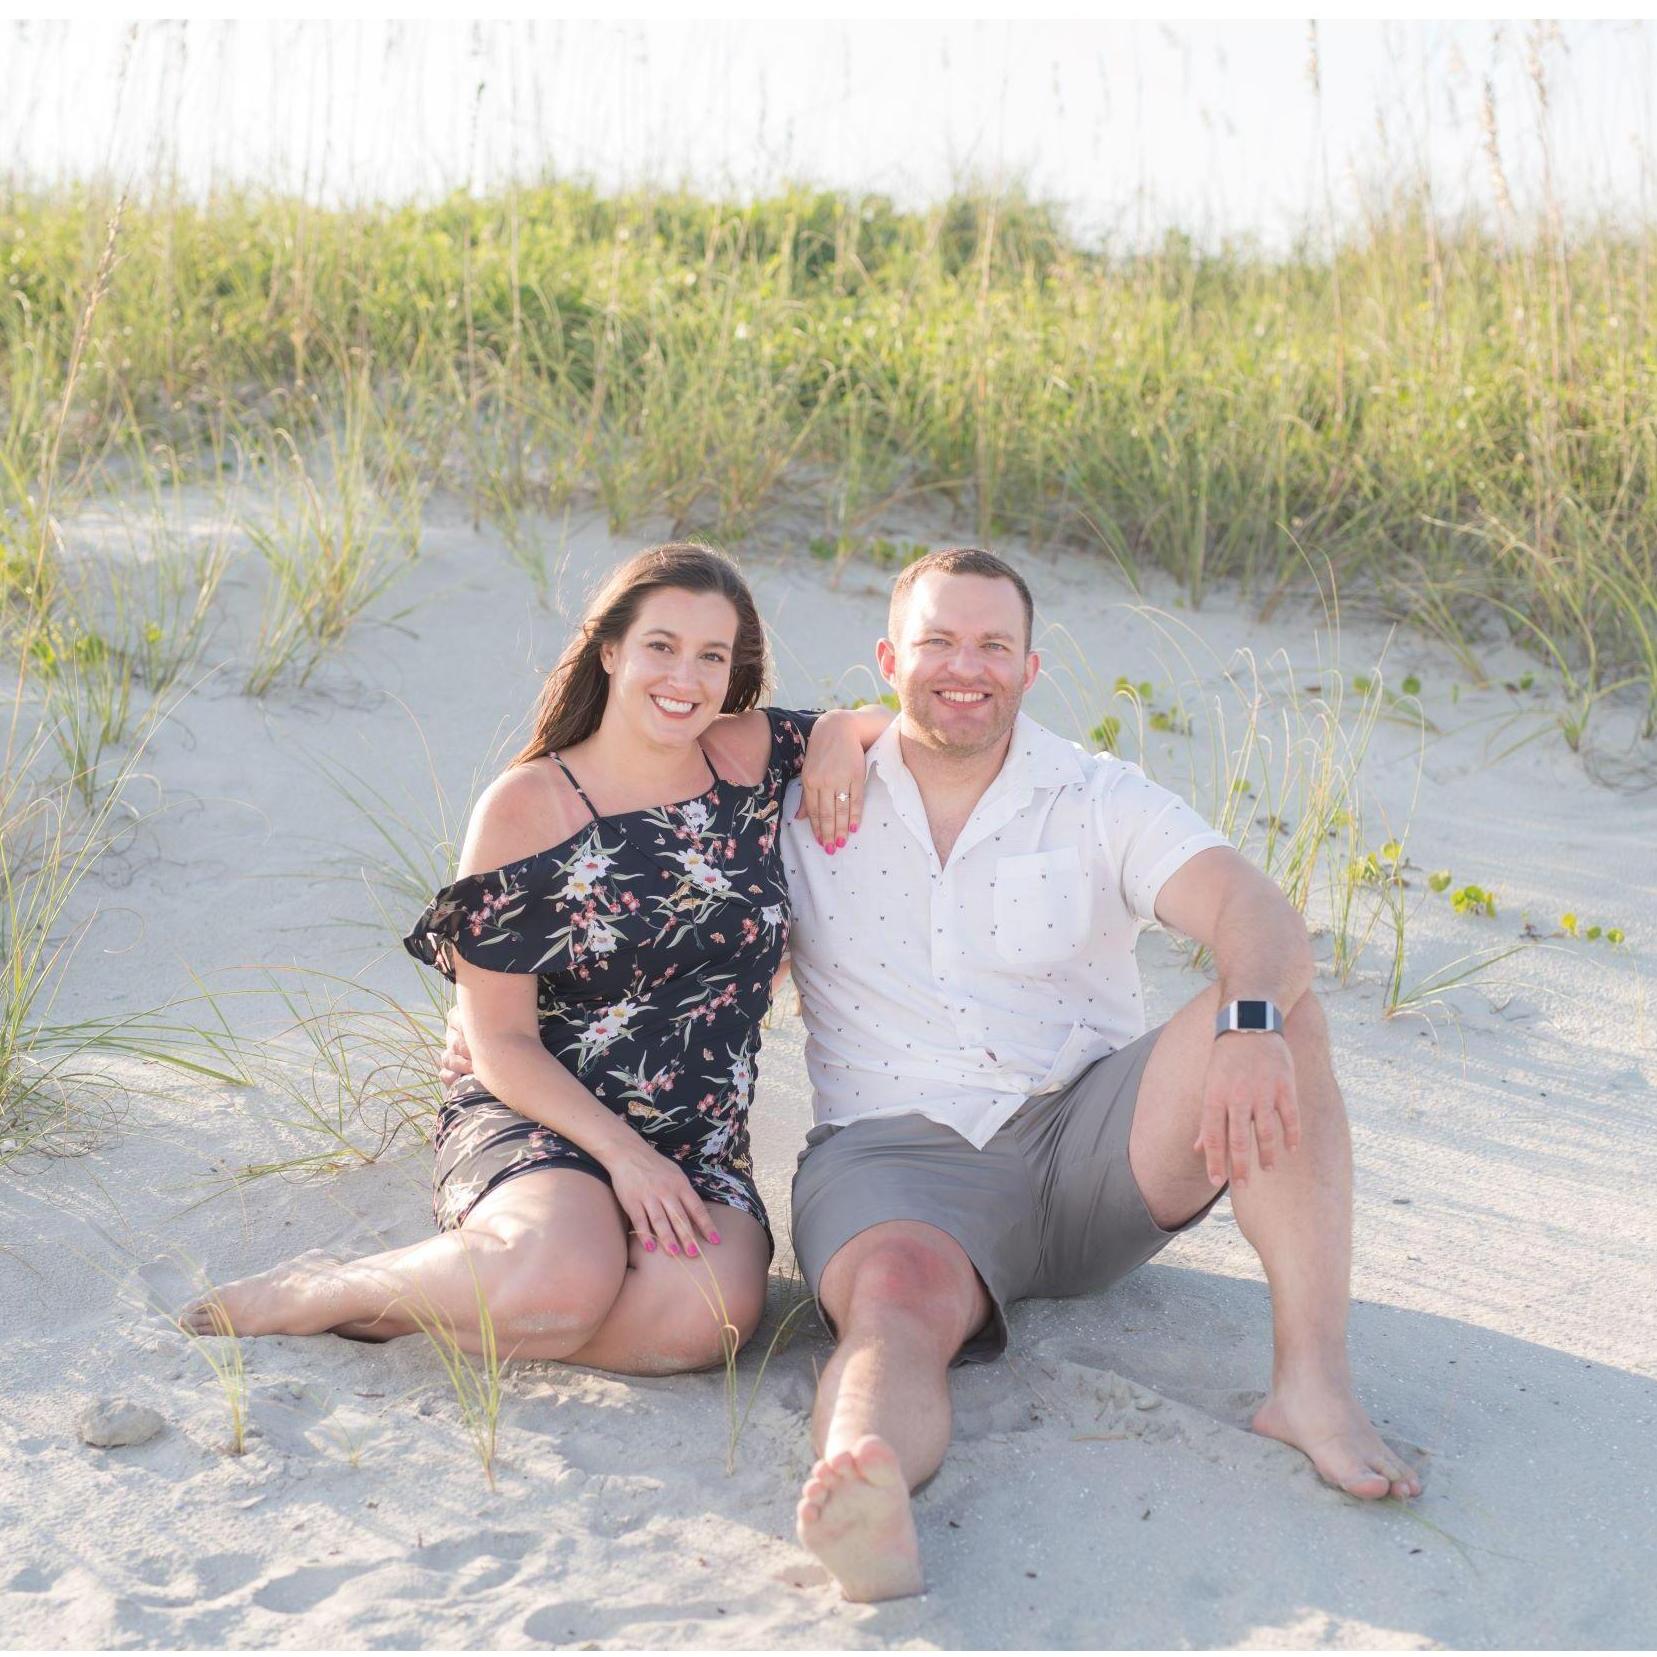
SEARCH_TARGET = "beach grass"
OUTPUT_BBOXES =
[0,177,1653,744]
[405,1253,506,1491]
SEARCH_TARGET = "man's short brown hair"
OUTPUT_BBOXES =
[887,547,1035,648]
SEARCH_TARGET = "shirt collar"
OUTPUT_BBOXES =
[867,710,1088,794]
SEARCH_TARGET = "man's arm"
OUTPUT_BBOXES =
[1151,845,1315,1188]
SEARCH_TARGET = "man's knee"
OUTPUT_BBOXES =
[822,1228,983,1345]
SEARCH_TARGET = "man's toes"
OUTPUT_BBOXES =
[848,1434,905,1488]
[1334,1462,1391,1499]
[828,1448,857,1478]
[801,1476,831,1505]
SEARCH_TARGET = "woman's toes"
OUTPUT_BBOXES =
[802,1476,831,1504]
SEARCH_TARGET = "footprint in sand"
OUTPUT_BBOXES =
[251,1561,374,1616]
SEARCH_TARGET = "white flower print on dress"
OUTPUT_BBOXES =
[571,996,642,1064]
[679,799,712,834]
[586,918,621,956]
[728,1048,753,1099]
[671,847,733,897]
[560,847,613,903]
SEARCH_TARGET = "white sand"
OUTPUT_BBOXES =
[4,497,1656,1649]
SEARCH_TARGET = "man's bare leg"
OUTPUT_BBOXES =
[1129,985,1421,1500]
[795,1221,991,1601]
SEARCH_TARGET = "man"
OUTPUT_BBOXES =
[777,548,1417,1602]
[444,547,1420,1602]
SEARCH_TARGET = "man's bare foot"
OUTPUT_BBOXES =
[1253,1370,1422,1500]
[179,1249,350,1339]
[795,1434,924,1603]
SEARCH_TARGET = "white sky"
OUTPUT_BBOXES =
[2,19,1652,247]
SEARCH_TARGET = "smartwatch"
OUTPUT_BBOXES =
[1214,999,1286,1037]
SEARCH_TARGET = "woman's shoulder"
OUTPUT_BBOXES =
[458,759,591,878]
[702,709,773,789]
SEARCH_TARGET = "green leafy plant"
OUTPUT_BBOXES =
[1450,883,1498,918]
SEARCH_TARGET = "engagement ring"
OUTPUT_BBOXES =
[835,790,851,802]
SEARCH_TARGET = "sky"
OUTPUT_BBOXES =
[2,19,1652,247]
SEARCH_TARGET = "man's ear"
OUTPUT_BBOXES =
[1023,650,1040,690]
[875,637,897,683]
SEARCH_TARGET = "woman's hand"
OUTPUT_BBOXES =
[604,1137,721,1257]
[796,706,889,851]
[439,1005,474,1094]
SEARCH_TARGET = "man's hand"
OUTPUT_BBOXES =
[440,1005,475,1094]
[1193,1031,1302,1188]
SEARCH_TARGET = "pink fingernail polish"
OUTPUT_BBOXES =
[687,1244,699,1257]
[667,1242,680,1255]
[644,1238,657,1252]
[835,836,846,848]
[708,1231,721,1245]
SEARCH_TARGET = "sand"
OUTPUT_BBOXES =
[3,494,1656,1650]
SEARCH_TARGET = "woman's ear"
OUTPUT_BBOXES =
[599,640,615,675]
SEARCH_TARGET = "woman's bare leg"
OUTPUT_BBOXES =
[561,1204,770,1375]
[181,1170,629,1359]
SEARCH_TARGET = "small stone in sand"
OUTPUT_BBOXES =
[77,1398,164,1448]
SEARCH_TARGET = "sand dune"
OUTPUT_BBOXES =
[4,502,1655,1649]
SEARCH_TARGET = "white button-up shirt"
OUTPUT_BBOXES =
[781,713,1230,1148]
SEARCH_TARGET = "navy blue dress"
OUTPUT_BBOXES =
[404,708,818,1241]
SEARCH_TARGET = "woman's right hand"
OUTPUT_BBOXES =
[604,1138,720,1258]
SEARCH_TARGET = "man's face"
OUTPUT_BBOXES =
[877,571,1038,758]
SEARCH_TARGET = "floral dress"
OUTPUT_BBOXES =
[404,707,819,1243]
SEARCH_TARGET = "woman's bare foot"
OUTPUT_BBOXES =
[179,1249,351,1339]
[1253,1370,1422,1500]
[795,1434,924,1603]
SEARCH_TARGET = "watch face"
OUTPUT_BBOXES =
[1235,1001,1269,1030]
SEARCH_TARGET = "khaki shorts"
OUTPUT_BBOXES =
[788,1024,1224,1362]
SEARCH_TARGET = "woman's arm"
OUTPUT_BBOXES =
[797,703,895,849]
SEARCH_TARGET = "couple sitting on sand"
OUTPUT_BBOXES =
[186,542,1420,1601]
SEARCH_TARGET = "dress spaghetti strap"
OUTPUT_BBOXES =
[548,753,602,823]
[549,745,720,822]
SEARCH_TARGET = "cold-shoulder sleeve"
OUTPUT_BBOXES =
[403,865,545,981]
[763,706,821,784]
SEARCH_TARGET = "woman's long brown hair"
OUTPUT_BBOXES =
[511,544,771,766]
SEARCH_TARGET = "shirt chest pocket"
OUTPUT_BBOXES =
[991,846,1091,965]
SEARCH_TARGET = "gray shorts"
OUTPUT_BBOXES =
[788,1024,1224,1362]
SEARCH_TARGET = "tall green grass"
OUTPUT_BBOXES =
[2,179,1654,736]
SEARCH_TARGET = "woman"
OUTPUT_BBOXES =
[183,543,886,1373]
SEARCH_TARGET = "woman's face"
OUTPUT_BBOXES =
[600,586,740,745]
